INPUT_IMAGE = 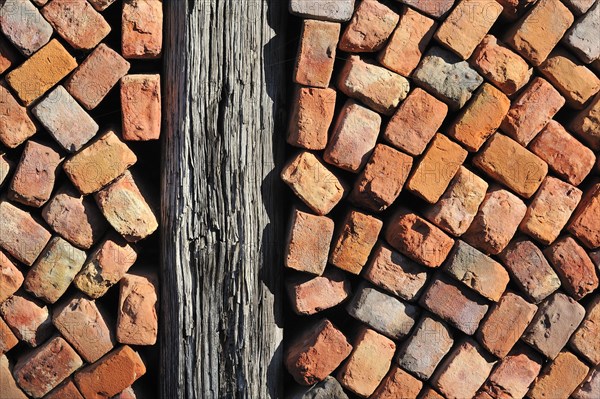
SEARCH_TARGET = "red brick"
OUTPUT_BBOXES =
[397,0,455,18]
[0,354,28,399]
[117,273,158,346]
[571,92,600,150]
[383,88,448,156]
[294,19,340,88]
[330,210,382,274]
[573,367,600,399]
[0,83,36,148]
[0,34,18,74]
[285,319,352,385]
[570,295,600,365]
[65,44,130,110]
[324,100,381,173]
[286,268,351,315]
[121,74,161,141]
[0,250,22,304]
[528,351,589,398]
[88,0,116,11]
[568,182,600,249]
[418,387,445,399]
[0,294,53,347]
[122,0,163,59]
[339,0,398,52]
[337,327,396,398]
[372,365,423,399]
[45,379,84,399]
[0,315,18,354]
[287,86,336,150]
[0,0,52,56]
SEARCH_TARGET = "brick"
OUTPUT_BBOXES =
[42,0,110,50]
[386,211,454,268]
[121,74,161,141]
[424,167,488,236]
[284,208,334,275]
[476,292,537,357]
[573,367,600,399]
[65,44,130,110]
[363,243,428,302]
[383,88,448,156]
[498,238,561,303]
[371,365,423,399]
[0,294,52,347]
[88,0,116,11]
[563,0,596,14]
[396,315,454,380]
[337,327,396,398]
[0,153,10,188]
[480,345,543,399]
[323,100,381,173]
[286,268,350,315]
[0,200,51,266]
[0,34,18,74]
[504,0,574,65]
[528,351,589,398]
[546,237,598,300]
[0,0,52,56]
[431,339,496,399]
[347,283,419,339]
[568,182,600,249]
[113,387,136,399]
[406,133,467,203]
[339,0,398,52]
[285,319,352,385]
[413,46,483,110]
[0,316,18,354]
[350,144,413,211]
[53,294,115,363]
[63,130,137,195]
[501,77,565,146]
[529,121,595,186]
[418,388,444,399]
[539,50,600,109]
[117,273,158,346]
[45,379,84,399]
[289,0,355,22]
[0,83,36,148]
[474,133,547,198]
[73,233,137,299]
[42,185,108,250]
[563,1,600,63]
[471,35,533,95]
[448,83,510,152]
[24,237,86,304]
[0,355,28,399]
[495,0,537,20]
[281,151,346,215]
[420,274,489,335]
[74,345,146,399]
[122,0,163,59]
[6,39,77,106]
[329,210,382,274]
[287,86,336,150]
[396,0,455,18]
[294,19,340,88]
[592,250,600,270]
[287,376,349,399]
[571,92,600,150]
[337,55,410,115]
[570,296,600,365]
[0,250,23,303]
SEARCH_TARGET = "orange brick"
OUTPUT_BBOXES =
[0,84,36,148]
[0,34,18,74]
[294,20,340,88]
[0,315,18,354]
[571,92,600,150]
[0,250,23,304]
[287,86,336,150]
[117,273,158,346]
[121,74,161,141]
[568,182,600,249]
[371,365,423,399]
[122,0,163,59]
[45,379,84,399]
[339,0,399,52]
[285,208,334,275]
[0,355,27,399]
[528,351,589,398]
[570,296,600,365]
[286,268,351,315]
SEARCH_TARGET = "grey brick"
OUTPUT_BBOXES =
[564,1,600,63]
[289,0,355,22]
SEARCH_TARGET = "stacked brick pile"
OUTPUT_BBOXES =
[0,1,162,398]
[282,0,600,398]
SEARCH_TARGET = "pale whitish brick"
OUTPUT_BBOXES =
[0,0,52,56]
[289,0,356,22]
[563,1,600,63]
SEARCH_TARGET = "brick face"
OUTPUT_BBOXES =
[339,0,399,53]
[294,19,340,88]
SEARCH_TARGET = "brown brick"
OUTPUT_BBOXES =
[378,7,437,77]
[117,273,158,346]
[0,33,18,74]
[45,379,84,399]
[572,367,600,399]
[568,182,600,249]
[371,365,423,399]
[0,294,53,347]
[285,319,352,385]
[385,211,455,268]
[383,88,448,156]
[0,0,52,56]
[501,77,565,146]
[88,0,116,11]
[287,86,336,150]
[447,83,510,152]
[122,0,163,59]
[0,250,23,304]
[0,316,18,354]
[528,351,589,398]
[121,74,161,141]
[281,151,346,215]
[571,92,600,150]
[0,354,27,399]
[294,19,340,88]
[0,84,36,148]
[286,268,351,315]
[337,327,396,398]
[570,296,600,365]
[330,210,382,274]
[339,0,399,52]
[476,291,537,357]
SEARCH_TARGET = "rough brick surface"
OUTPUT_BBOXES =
[117,273,158,346]
[573,367,600,399]
[122,0,163,59]
[564,1,600,63]
[45,379,84,399]
[571,92,600,150]
[371,365,423,399]
[0,294,52,347]
[563,0,596,14]
[0,315,18,354]
[286,268,351,315]
[397,0,455,18]
[294,19,340,88]
[0,250,23,304]
[288,86,336,150]
[0,84,37,148]
[339,0,398,52]
[0,0,52,56]
[285,209,334,275]
[88,0,116,11]
[289,0,355,22]
[570,296,600,365]
[528,351,589,398]
[287,376,349,399]
[568,182,600,249]
[121,74,161,141]
[0,354,27,399]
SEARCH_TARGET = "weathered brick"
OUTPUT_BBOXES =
[294,19,339,88]
[88,0,116,11]
[281,151,346,215]
[563,0,596,14]
[45,379,84,399]
[571,92,600,150]
[289,0,355,22]
[473,133,547,198]
[0,0,52,56]
[383,88,448,156]
[431,339,496,399]
[350,144,412,211]
[113,387,137,399]
[286,268,351,315]
[573,367,600,399]
[447,83,510,152]
[406,133,467,203]
[65,44,130,110]
[285,208,334,275]
[285,319,352,385]
[418,387,444,399]
[287,376,349,399]
[396,0,455,18]
[420,274,489,335]
[378,7,436,77]
[0,354,28,399]
[0,153,10,188]
[0,83,36,148]
[53,294,115,363]
[528,351,589,398]
[24,237,87,304]
[74,345,146,399]
[413,46,483,110]
[498,238,561,303]
[396,314,454,380]
[476,291,537,357]
[287,86,336,150]
[0,250,23,303]
[122,0,163,59]
[117,273,158,346]
[6,39,77,105]
[385,211,455,268]
[0,294,52,347]
[0,200,51,266]
[371,365,423,399]
[570,296,600,365]
[337,327,396,398]
[0,34,18,74]
[339,0,398,52]
[121,74,161,141]
[568,182,600,249]
[495,0,537,20]
[329,210,382,274]
[563,1,600,63]
[63,130,137,195]
[323,100,381,173]
[0,316,18,354]
[347,283,419,340]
